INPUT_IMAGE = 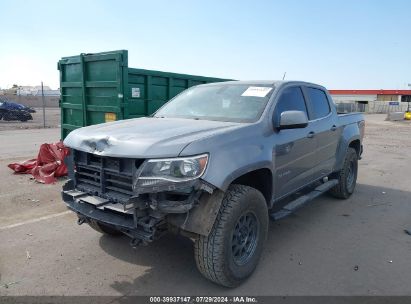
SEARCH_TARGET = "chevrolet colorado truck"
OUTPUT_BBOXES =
[62,81,365,287]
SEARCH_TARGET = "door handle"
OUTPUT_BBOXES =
[331,125,337,131]
[307,131,315,138]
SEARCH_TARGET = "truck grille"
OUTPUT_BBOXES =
[73,150,144,202]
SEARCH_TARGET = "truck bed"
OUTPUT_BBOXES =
[337,112,364,126]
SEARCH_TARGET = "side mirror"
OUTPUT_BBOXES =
[277,110,308,130]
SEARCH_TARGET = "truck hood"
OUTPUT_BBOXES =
[63,117,242,158]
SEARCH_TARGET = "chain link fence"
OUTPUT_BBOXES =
[335,101,409,114]
[0,96,37,122]
[0,95,60,131]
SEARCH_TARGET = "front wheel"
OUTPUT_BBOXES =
[194,184,268,287]
[328,147,358,199]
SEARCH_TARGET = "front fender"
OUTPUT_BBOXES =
[218,161,273,191]
[180,124,273,191]
[167,189,225,236]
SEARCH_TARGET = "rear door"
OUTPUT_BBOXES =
[303,86,340,179]
[273,86,317,199]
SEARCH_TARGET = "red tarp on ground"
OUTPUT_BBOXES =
[8,142,70,184]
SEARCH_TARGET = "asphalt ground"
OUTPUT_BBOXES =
[0,114,410,296]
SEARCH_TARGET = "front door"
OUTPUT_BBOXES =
[272,86,317,200]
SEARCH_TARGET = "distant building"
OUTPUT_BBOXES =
[17,86,60,96]
[329,89,411,113]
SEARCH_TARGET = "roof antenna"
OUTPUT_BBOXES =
[282,72,287,80]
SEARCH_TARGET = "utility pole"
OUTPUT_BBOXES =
[41,81,46,128]
[407,84,411,113]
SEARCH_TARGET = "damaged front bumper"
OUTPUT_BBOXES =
[62,178,215,246]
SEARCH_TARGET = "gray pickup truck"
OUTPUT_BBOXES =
[62,81,364,287]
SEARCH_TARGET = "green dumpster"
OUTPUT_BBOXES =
[58,50,231,139]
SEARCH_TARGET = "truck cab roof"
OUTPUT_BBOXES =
[199,80,328,91]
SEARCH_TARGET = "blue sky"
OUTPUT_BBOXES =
[1,0,410,90]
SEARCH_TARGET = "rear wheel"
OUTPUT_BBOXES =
[88,219,122,236]
[194,184,268,287]
[329,147,358,199]
[2,112,12,121]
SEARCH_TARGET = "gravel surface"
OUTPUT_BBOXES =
[0,114,410,296]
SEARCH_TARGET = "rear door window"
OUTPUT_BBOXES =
[306,87,331,119]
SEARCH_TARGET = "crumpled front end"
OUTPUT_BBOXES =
[62,149,216,246]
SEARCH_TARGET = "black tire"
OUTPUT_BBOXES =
[2,113,11,121]
[194,184,268,287]
[88,219,122,236]
[329,147,358,199]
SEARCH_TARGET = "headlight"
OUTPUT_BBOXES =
[135,154,208,188]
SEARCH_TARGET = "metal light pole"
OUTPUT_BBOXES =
[407,84,411,113]
[41,82,46,128]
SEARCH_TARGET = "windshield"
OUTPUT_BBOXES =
[154,84,274,122]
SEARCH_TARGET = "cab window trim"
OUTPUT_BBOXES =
[302,86,331,121]
[272,85,310,124]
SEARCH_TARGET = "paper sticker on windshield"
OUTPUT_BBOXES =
[241,86,272,97]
